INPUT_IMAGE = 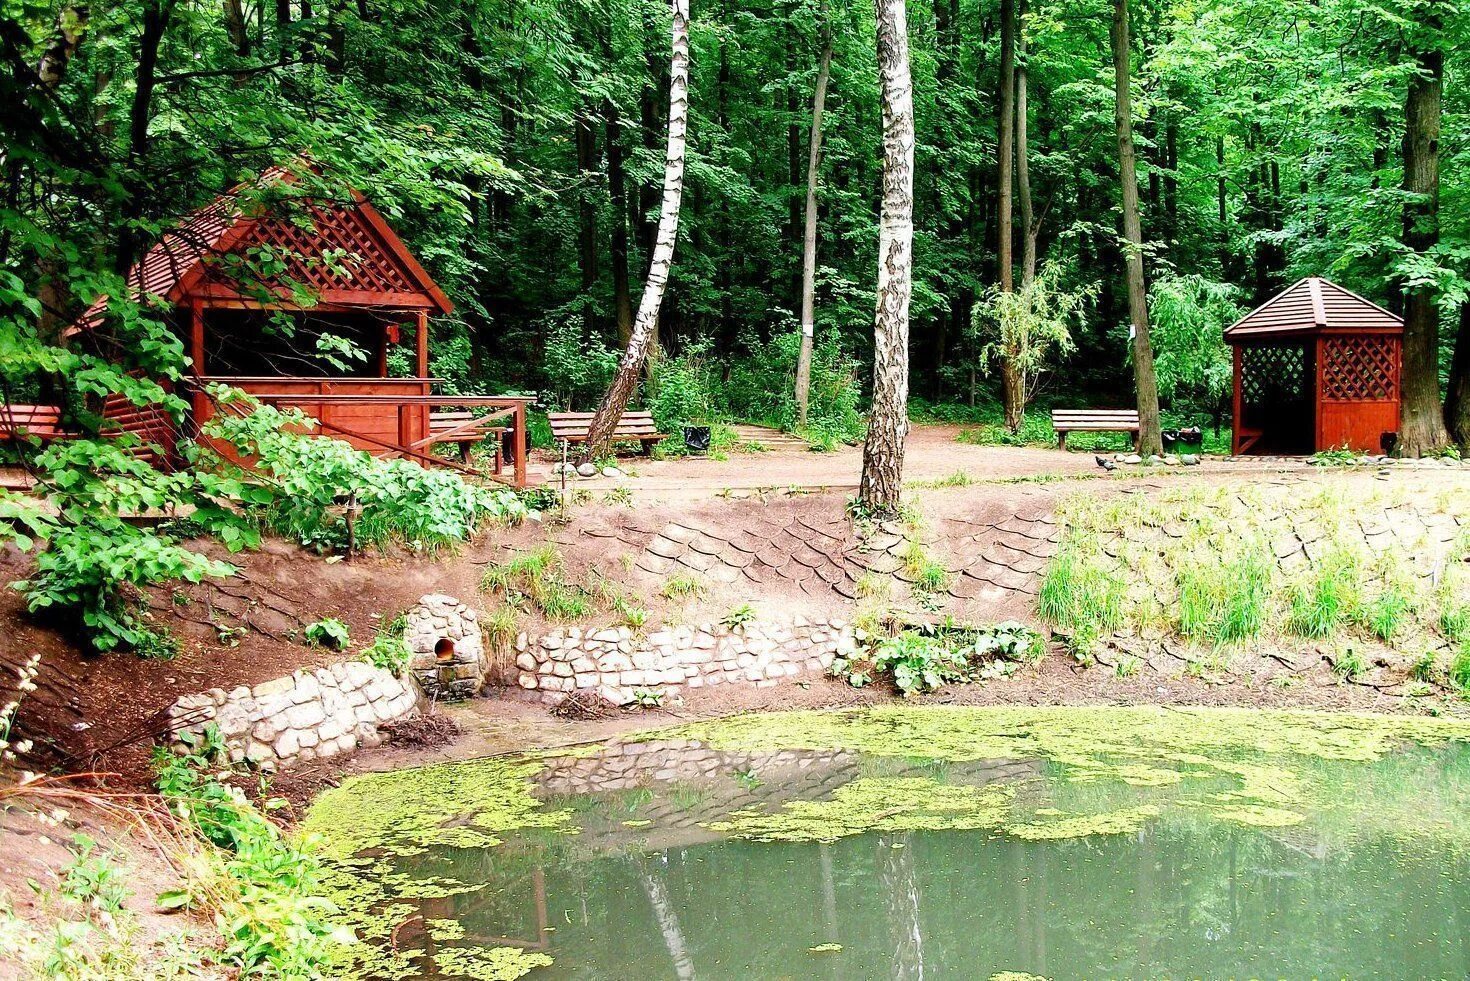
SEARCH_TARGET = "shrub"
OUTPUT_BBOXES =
[153,742,345,978]
[361,627,410,673]
[195,392,528,552]
[835,620,1040,696]
[304,618,350,649]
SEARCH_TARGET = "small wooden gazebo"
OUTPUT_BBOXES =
[71,162,528,485]
[1225,277,1403,456]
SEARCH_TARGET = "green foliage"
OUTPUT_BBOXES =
[1147,275,1243,414]
[304,618,351,650]
[153,744,345,978]
[1451,647,1470,696]
[1176,543,1272,645]
[360,627,410,673]
[970,260,1095,416]
[660,574,707,601]
[647,340,720,431]
[541,317,620,411]
[197,393,527,552]
[722,603,757,629]
[1038,546,1125,652]
[834,620,1041,696]
[1287,547,1363,639]
[480,544,591,621]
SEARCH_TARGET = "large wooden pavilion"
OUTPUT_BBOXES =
[1225,276,1403,456]
[71,163,528,485]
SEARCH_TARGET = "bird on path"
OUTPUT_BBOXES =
[1095,455,1116,472]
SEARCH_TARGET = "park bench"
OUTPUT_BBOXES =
[1050,408,1140,450]
[548,411,665,455]
[425,410,507,470]
[0,404,71,444]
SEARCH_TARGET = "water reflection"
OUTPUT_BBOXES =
[369,737,1470,979]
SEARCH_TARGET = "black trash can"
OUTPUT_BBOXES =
[683,425,712,455]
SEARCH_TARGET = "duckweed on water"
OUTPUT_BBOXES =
[304,707,1470,978]
[705,777,1014,842]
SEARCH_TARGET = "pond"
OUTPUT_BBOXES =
[304,707,1470,980]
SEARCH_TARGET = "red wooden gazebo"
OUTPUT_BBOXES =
[1225,277,1403,456]
[71,163,528,485]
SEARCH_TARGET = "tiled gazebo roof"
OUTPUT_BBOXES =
[1224,277,1402,341]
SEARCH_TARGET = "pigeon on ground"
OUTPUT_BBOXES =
[1095,455,1116,471]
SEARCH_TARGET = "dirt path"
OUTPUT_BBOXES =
[547,424,1335,501]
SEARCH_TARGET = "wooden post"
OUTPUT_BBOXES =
[414,311,429,378]
[1231,344,1243,455]
[189,300,207,424]
[513,402,527,488]
[414,312,430,452]
[376,321,390,377]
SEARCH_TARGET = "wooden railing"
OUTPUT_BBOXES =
[192,377,531,487]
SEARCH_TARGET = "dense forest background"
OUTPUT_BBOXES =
[2,0,1467,431]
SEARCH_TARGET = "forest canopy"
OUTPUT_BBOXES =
[0,0,1466,432]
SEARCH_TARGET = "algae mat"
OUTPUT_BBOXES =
[304,706,1470,979]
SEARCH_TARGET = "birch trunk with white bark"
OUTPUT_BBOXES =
[860,0,915,513]
[582,0,690,461]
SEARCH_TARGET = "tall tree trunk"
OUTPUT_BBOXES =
[1015,0,1036,289]
[581,0,689,461]
[607,101,635,347]
[996,0,1020,430]
[117,0,172,277]
[996,0,1015,290]
[576,110,599,332]
[860,0,915,513]
[1398,34,1448,456]
[795,0,833,427]
[1446,302,1470,448]
[224,0,250,55]
[1110,0,1162,456]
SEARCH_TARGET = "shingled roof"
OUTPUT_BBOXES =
[72,162,451,333]
[1224,277,1402,341]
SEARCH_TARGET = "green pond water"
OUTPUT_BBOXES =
[304,707,1470,980]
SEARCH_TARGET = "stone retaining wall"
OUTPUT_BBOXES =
[404,594,485,700]
[513,617,855,706]
[166,660,421,769]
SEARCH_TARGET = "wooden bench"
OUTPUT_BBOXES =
[0,404,71,443]
[1050,408,1140,450]
[425,410,507,469]
[548,411,664,455]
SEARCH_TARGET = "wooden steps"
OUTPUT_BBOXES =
[729,424,809,450]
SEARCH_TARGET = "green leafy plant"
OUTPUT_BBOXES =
[631,687,665,708]
[304,617,350,649]
[360,627,410,673]
[152,744,347,977]
[834,620,1041,696]
[197,393,528,553]
[722,603,757,629]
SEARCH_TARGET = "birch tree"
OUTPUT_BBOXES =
[859,0,914,513]
[582,0,691,460]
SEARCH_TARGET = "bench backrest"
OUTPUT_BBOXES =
[0,404,67,439]
[1051,409,1140,429]
[548,411,661,440]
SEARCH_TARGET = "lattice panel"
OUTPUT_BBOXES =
[1241,344,1308,405]
[1322,336,1398,402]
[209,203,416,294]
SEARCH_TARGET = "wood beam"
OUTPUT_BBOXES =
[415,311,429,378]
